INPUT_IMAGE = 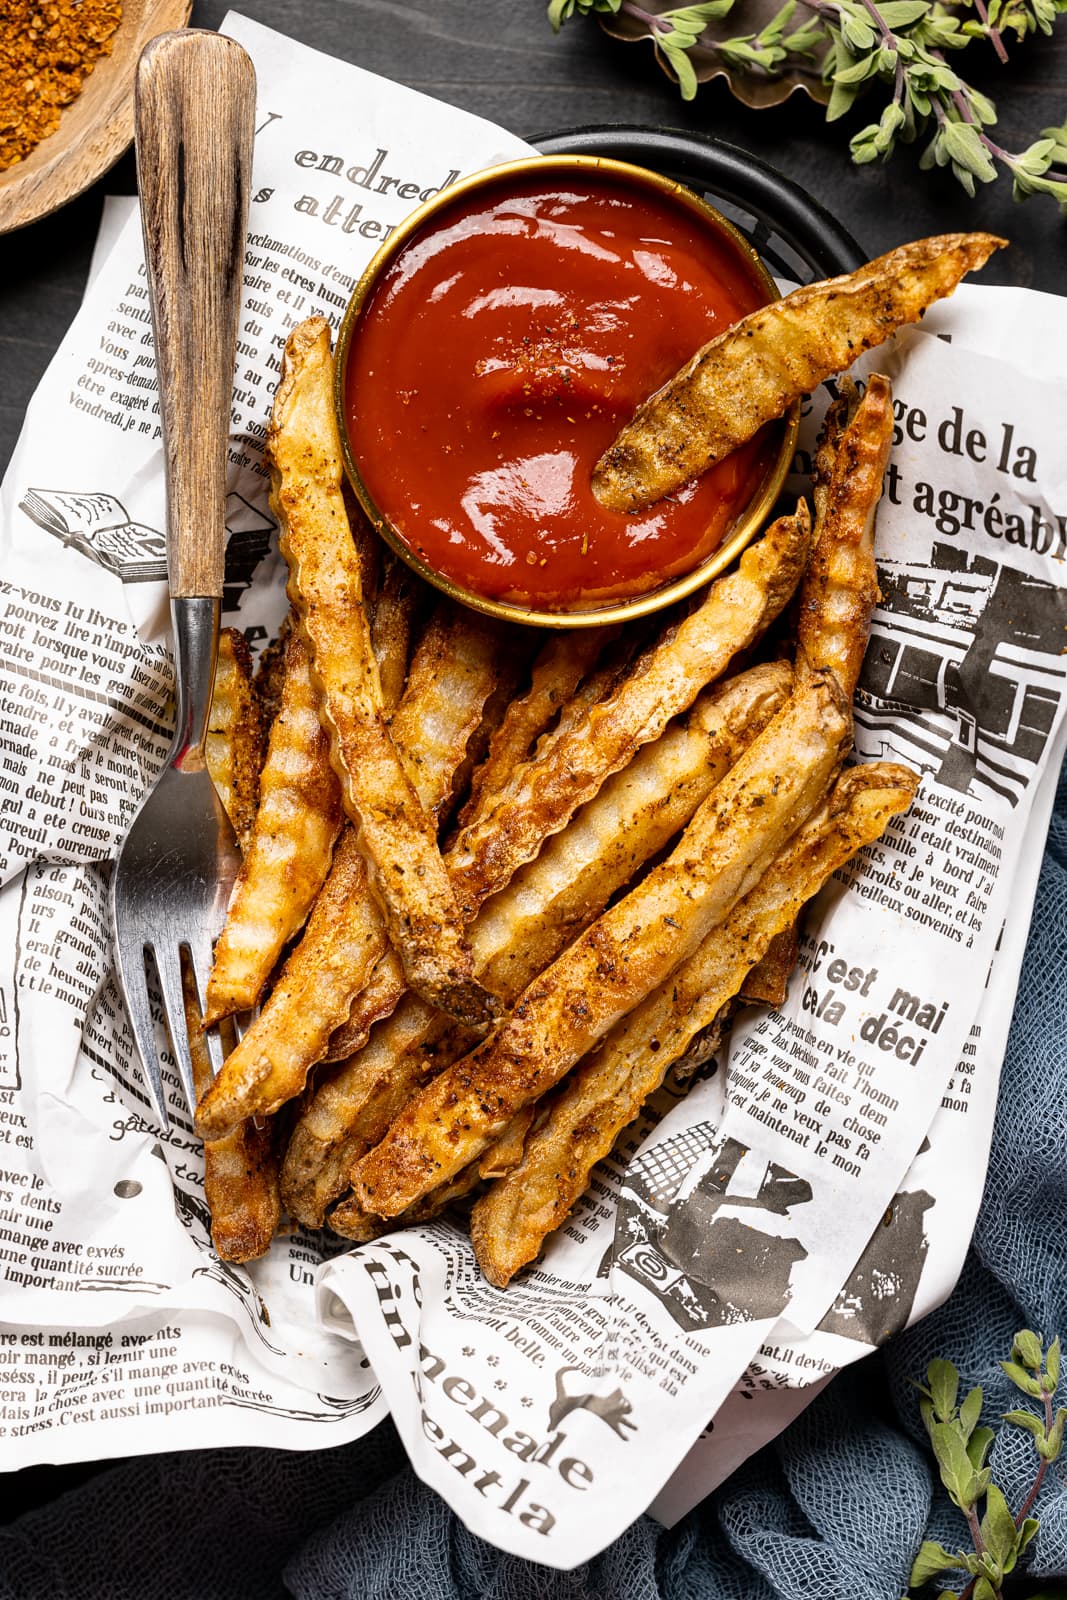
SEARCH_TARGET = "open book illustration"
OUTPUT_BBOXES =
[19,488,276,592]
[19,488,166,581]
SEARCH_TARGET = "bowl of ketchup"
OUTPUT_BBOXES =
[335,154,798,627]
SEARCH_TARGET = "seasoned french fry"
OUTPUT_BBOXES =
[371,551,420,714]
[352,673,850,1219]
[455,628,610,833]
[183,967,280,1264]
[206,628,264,851]
[195,604,501,1140]
[471,761,919,1286]
[282,661,792,1228]
[738,924,798,1007]
[447,503,813,918]
[269,316,493,1028]
[328,1105,536,1242]
[205,629,343,1023]
[796,373,894,701]
[593,232,1004,512]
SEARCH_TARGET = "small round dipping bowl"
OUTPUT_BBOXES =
[334,153,799,630]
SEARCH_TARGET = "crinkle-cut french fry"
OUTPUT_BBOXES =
[320,631,642,1062]
[372,551,421,714]
[251,615,291,731]
[269,316,493,1029]
[796,373,894,703]
[204,629,343,1024]
[738,924,798,1007]
[592,233,1004,512]
[352,672,851,1219]
[327,1106,535,1242]
[391,602,504,824]
[471,761,919,1286]
[470,660,793,1000]
[446,504,813,920]
[194,605,501,1140]
[184,967,280,1264]
[197,836,385,1137]
[206,628,264,851]
[455,628,610,833]
[282,661,792,1228]
[442,656,526,839]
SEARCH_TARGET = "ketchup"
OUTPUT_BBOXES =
[345,169,773,610]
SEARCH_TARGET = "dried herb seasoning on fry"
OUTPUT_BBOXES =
[0,0,122,172]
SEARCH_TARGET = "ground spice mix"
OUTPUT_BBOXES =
[0,0,123,171]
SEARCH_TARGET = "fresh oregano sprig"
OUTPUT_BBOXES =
[547,0,1067,207]
[906,1330,1063,1600]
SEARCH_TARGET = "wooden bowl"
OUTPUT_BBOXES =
[0,0,193,234]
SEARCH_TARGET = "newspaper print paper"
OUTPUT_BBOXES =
[1,11,1065,1569]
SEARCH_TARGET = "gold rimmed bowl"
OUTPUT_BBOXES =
[333,153,799,630]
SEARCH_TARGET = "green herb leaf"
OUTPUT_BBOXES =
[1014,1330,1044,1371]
[980,1483,1019,1571]
[909,1540,968,1584]
[1002,1359,1046,1398]
[1046,1334,1061,1389]
[929,1358,960,1422]
[966,1424,995,1469]
[878,0,930,22]
[959,1386,983,1439]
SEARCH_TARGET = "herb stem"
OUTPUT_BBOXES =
[1016,1390,1054,1523]
[971,0,1010,62]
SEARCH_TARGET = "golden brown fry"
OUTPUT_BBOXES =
[455,628,610,833]
[797,373,894,701]
[372,551,420,714]
[352,672,850,1219]
[205,630,343,1024]
[471,761,919,1286]
[252,616,291,731]
[470,660,794,1000]
[593,233,1004,512]
[183,968,280,1264]
[269,316,492,1028]
[282,661,792,1228]
[206,628,264,851]
[447,503,813,918]
[738,924,798,1007]
[327,1106,534,1242]
[195,605,501,1140]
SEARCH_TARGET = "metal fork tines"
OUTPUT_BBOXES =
[110,31,255,1131]
[112,600,243,1127]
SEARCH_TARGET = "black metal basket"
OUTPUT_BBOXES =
[532,125,865,285]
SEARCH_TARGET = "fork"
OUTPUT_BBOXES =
[110,31,256,1130]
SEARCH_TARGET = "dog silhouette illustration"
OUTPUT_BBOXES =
[547,1367,636,1438]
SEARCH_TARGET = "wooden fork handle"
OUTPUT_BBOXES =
[136,31,256,599]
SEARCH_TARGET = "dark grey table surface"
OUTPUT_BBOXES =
[1,0,1065,482]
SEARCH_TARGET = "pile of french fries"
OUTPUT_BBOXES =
[189,230,1004,1285]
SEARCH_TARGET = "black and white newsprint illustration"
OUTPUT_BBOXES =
[859,541,1067,808]
[19,486,276,603]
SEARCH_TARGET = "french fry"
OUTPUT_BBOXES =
[455,628,610,833]
[796,373,894,702]
[183,967,280,1264]
[470,761,919,1286]
[741,374,894,1006]
[327,1105,536,1242]
[371,550,420,714]
[352,672,850,1219]
[592,232,1004,512]
[447,503,813,919]
[205,629,343,1023]
[269,316,493,1028]
[281,661,792,1228]
[206,628,264,851]
[194,604,501,1140]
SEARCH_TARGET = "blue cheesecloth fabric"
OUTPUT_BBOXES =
[1,762,1064,1599]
